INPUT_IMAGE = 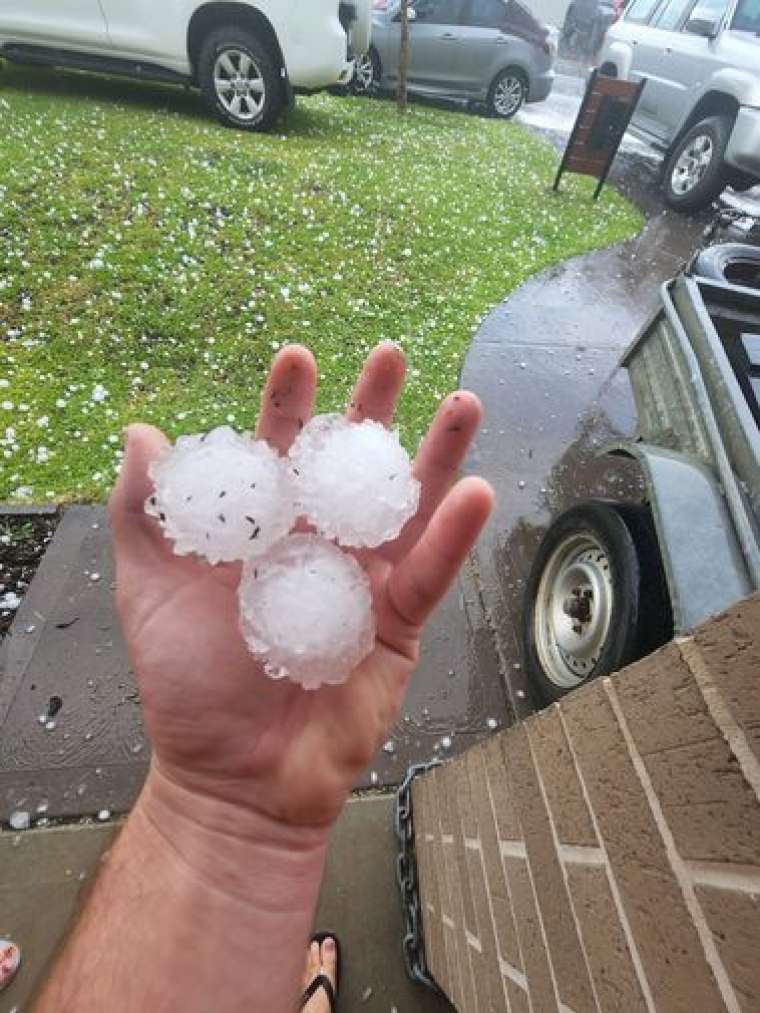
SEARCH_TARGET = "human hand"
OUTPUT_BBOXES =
[109,343,493,833]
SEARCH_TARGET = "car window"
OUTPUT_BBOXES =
[686,0,731,23]
[466,0,507,27]
[652,0,693,28]
[414,0,465,23]
[731,0,760,29]
[625,0,664,24]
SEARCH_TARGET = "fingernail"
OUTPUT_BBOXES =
[323,936,336,954]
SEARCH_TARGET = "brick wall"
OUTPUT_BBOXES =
[412,594,760,1013]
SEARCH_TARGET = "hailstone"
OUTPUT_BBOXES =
[145,426,296,564]
[289,414,420,548]
[238,534,375,690]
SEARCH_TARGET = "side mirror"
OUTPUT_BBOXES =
[684,15,720,37]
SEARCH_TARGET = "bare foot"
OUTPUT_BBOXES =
[301,936,338,1012]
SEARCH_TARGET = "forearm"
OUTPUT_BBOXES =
[34,765,329,1013]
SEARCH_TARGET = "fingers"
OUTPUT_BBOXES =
[386,477,494,630]
[384,391,482,561]
[256,345,317,454]
[108,423,170,563]
[346,341,406,426]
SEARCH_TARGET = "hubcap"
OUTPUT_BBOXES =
[213,49,266,121]
[493,76,524,117]
[671,133,714,195]
[534,533,614,689]
[354,52,375,92]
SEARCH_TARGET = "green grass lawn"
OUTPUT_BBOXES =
[0,64,642,502]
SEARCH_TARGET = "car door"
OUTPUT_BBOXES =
[456,0,512,95]
[630,0,729,140]
[97,0,184,67]
[408,0,467,91]
[0,0,109,49]
[617,0,673,138]
[652,0,733,135]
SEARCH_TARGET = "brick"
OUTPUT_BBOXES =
[615,643,718,754]
[439,813,479,1013]
[505,980,531,1013]
[697,884,760,1013]
[465,747,523,971]
[562,686,727,1013]
[503,725,597,1012]
[413,778,448,991]
[469,937,509,1013]
[693,595,760,762]
[528,706,597,846]
[424,769,457,999]
[439,761,479,940]
[443,921,465,1013]
[428,769,454,921]
[464,845,509,1012]
[566,864,648,1013]
[482,735,521,841]
[503,857,558,1013]
[457,755,478,839]
[642,737,760,864]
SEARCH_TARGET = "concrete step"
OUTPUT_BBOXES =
[0,794,453,1012]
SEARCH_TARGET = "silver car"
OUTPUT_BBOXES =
[599,0,760,209]
[354,0,555,118]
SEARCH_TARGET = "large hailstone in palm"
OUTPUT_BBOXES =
[238,535,375,690]
[289,414,420,548]
[145,426,296,565]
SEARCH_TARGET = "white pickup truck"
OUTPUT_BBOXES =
[0,1,371,130]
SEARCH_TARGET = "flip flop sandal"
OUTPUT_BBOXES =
[300,932,341,1012]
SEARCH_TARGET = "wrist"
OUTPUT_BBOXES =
[134,761,330,910]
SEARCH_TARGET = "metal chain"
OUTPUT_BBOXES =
[394,760,441,991]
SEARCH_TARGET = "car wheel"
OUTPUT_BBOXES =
[198,27,284,132]
[664,115,732,212]
[522,501,672,705]
[351,49,380,96]
[488,68,527,120]
[693,243,760,290]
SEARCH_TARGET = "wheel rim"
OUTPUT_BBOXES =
[493,75,524,117]
[534,533,614,689]
[213,49,266,121]
[671,133,714,195]
[354,52,375,93]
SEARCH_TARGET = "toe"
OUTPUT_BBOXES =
[302,940,321,991]
[320,936,338,989]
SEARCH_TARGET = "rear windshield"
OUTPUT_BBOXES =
[732,0,760,31]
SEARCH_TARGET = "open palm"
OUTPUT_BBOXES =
[109,344,492,829]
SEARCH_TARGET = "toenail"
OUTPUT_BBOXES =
[323,937,336,955]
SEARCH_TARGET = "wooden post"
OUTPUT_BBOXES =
[397,0,410,113]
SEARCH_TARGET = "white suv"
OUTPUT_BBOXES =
[0,1,372,130]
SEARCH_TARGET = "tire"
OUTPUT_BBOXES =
[693,243,760,290]
[663,115,732,212]
[351,48,380,96]
[198,26,284,132]
[488,68,527,120]
[522,501,672,705]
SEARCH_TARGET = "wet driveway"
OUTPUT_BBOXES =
[460,128,709,719]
